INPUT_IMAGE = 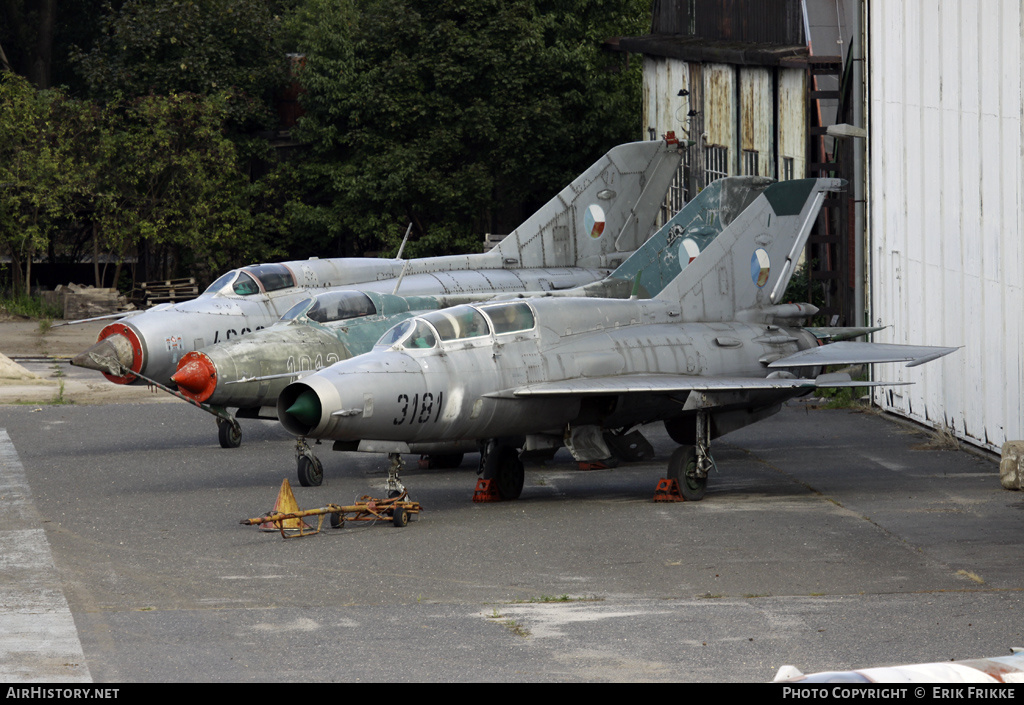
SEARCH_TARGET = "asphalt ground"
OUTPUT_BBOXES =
[1,385,1021,683]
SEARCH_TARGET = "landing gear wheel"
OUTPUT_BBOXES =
[483,445,524,500]
[217,418,242,449]
[392,506,409,527]
[297,454,324,487]
[330,512,344,529]
[667,446,708,501]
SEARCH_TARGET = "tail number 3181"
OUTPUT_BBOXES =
[393,392,444,425]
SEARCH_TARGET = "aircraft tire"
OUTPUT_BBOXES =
[297,455,324,487]
[217,419,242,449]
[483,444,524,500]
[667,445,707,501]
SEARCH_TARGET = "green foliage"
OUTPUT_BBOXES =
[72,0,291,130]
[0,74,95,294]
[92,91,265,275]
[290,0,648,258]
[2,0,654,285]
[0,291,63,319]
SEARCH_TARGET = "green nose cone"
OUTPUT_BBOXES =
[286,390,322,427]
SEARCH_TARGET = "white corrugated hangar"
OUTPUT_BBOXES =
[622,0,1023,456]
[868,0,1023,453]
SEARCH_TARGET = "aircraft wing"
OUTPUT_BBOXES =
[768,341,959,368]
[486,372,896,399]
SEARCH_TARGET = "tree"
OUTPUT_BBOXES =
[0,73,94,294]
[92,91,281,285]
[72,0,292,130]
[288,0,648,259]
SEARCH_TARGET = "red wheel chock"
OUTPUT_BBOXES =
[473,478,501,502]
[653,478,684,502]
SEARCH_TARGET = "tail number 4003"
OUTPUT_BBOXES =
[393,392,444,426]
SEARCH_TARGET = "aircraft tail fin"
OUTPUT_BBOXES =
[599,176,775,298]
[653,177,845,322]
[492,139,683,269]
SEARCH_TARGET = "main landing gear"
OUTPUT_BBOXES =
[475,439,524,501]
[662,409,715,501]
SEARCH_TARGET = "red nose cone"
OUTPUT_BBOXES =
[172,352,217,402]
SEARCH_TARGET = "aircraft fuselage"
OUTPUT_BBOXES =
[278,298,823,449]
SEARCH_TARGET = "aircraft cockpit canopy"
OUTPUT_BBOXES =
[375,319,437,350]
[201,263,296,297]
[479,301,535,334]
[373,302,534,351]
[421,305,490,341]
[241,264,295,293]
[280,291,377,324]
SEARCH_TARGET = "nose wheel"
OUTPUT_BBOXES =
[295,438,324,486]
[217,416,242,449]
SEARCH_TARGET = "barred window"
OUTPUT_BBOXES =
[704,145,729,186]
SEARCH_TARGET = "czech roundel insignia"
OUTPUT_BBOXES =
[751,248,771,287]
[584,204,606,239]
[680,238,701,264]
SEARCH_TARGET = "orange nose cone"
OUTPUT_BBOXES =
[172,352,217,402]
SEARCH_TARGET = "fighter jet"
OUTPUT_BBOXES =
[70,137,684,389]
[164,174,738,452]
[276,177,957,498]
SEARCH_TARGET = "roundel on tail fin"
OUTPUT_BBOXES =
[584,204,606,239]
[751,248,771,288]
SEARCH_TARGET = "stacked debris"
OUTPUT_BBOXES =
[49,284,135,321]
[137,277,198,307]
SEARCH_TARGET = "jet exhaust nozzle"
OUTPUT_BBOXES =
[279,384,323,436]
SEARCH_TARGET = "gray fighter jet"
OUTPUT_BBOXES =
[70,137,684,389]
[164,174,737,450]
[276,177,957,498]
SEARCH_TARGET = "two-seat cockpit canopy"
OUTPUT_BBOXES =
[280,291,377,324]
[202,264,297,298]
[375,302,536,351]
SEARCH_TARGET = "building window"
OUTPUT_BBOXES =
[661,151,692,221]
[742,150,759,176]
[782,157,795,181]
[704,145,728,186]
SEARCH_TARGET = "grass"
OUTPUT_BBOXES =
[0,292,62,320]
[510,594,602,604]
[911,425,961,451]
[487,609,531,637]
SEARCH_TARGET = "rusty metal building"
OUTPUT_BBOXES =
[624,0,1024,454]
[620,0,858,325]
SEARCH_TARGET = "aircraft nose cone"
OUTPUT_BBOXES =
[285,390,322,428]
[171,353,217,402]
[71,333,135,383]
[71,322,144,384]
